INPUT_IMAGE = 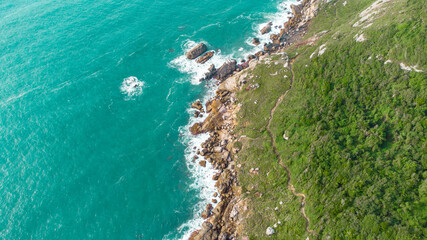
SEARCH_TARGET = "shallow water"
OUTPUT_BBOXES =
[0,0,296,239]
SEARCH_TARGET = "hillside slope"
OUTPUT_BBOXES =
[234,0,426,239]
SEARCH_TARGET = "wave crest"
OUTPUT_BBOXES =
[120,76,145,100]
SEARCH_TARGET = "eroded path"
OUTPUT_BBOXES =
[266,59,318,238]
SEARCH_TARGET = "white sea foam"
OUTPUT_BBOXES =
[169,40,234,85]
[120,76,145,100]
[1,86,41,106]
[245,0,299,53]
[168,80,220,240]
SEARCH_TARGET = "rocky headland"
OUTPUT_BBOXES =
[186,1,321,239]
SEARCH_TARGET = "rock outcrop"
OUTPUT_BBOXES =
[200,64,217,81]
[186,43,208,60]
[216,60,237,80]
[291,4,303,16]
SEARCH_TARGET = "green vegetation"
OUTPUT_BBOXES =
[234,57,310,239]
[235,0,426,239]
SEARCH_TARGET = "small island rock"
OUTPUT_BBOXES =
[197,51,214,64]
[186,43,208,60]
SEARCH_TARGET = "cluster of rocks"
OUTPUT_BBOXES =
[200,58,252,83]
[189,90,233,135]
[188,87,247,240]
[186,43,214,64]
[190,1,320,85]
[249,0,320,57]
[187,43,208,60]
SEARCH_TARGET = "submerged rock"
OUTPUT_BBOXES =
[186,43,208,60]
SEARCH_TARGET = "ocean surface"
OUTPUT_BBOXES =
[0,0,296,239]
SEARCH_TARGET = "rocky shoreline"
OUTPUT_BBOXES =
[187,1,320,239]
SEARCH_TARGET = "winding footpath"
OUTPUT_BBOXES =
[266,59,319,238]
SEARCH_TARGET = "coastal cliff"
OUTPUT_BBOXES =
[188,0,426,239]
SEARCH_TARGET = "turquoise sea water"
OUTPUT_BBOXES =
[0,0,295,239]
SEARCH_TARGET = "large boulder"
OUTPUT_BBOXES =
[260,22,273,35]
[247,54,257,61]
[197,51,214,64]
[216,60,237,80]
[186,43,208,60]
[218,232,229,240]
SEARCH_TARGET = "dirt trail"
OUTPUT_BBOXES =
[266,60,318,238]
